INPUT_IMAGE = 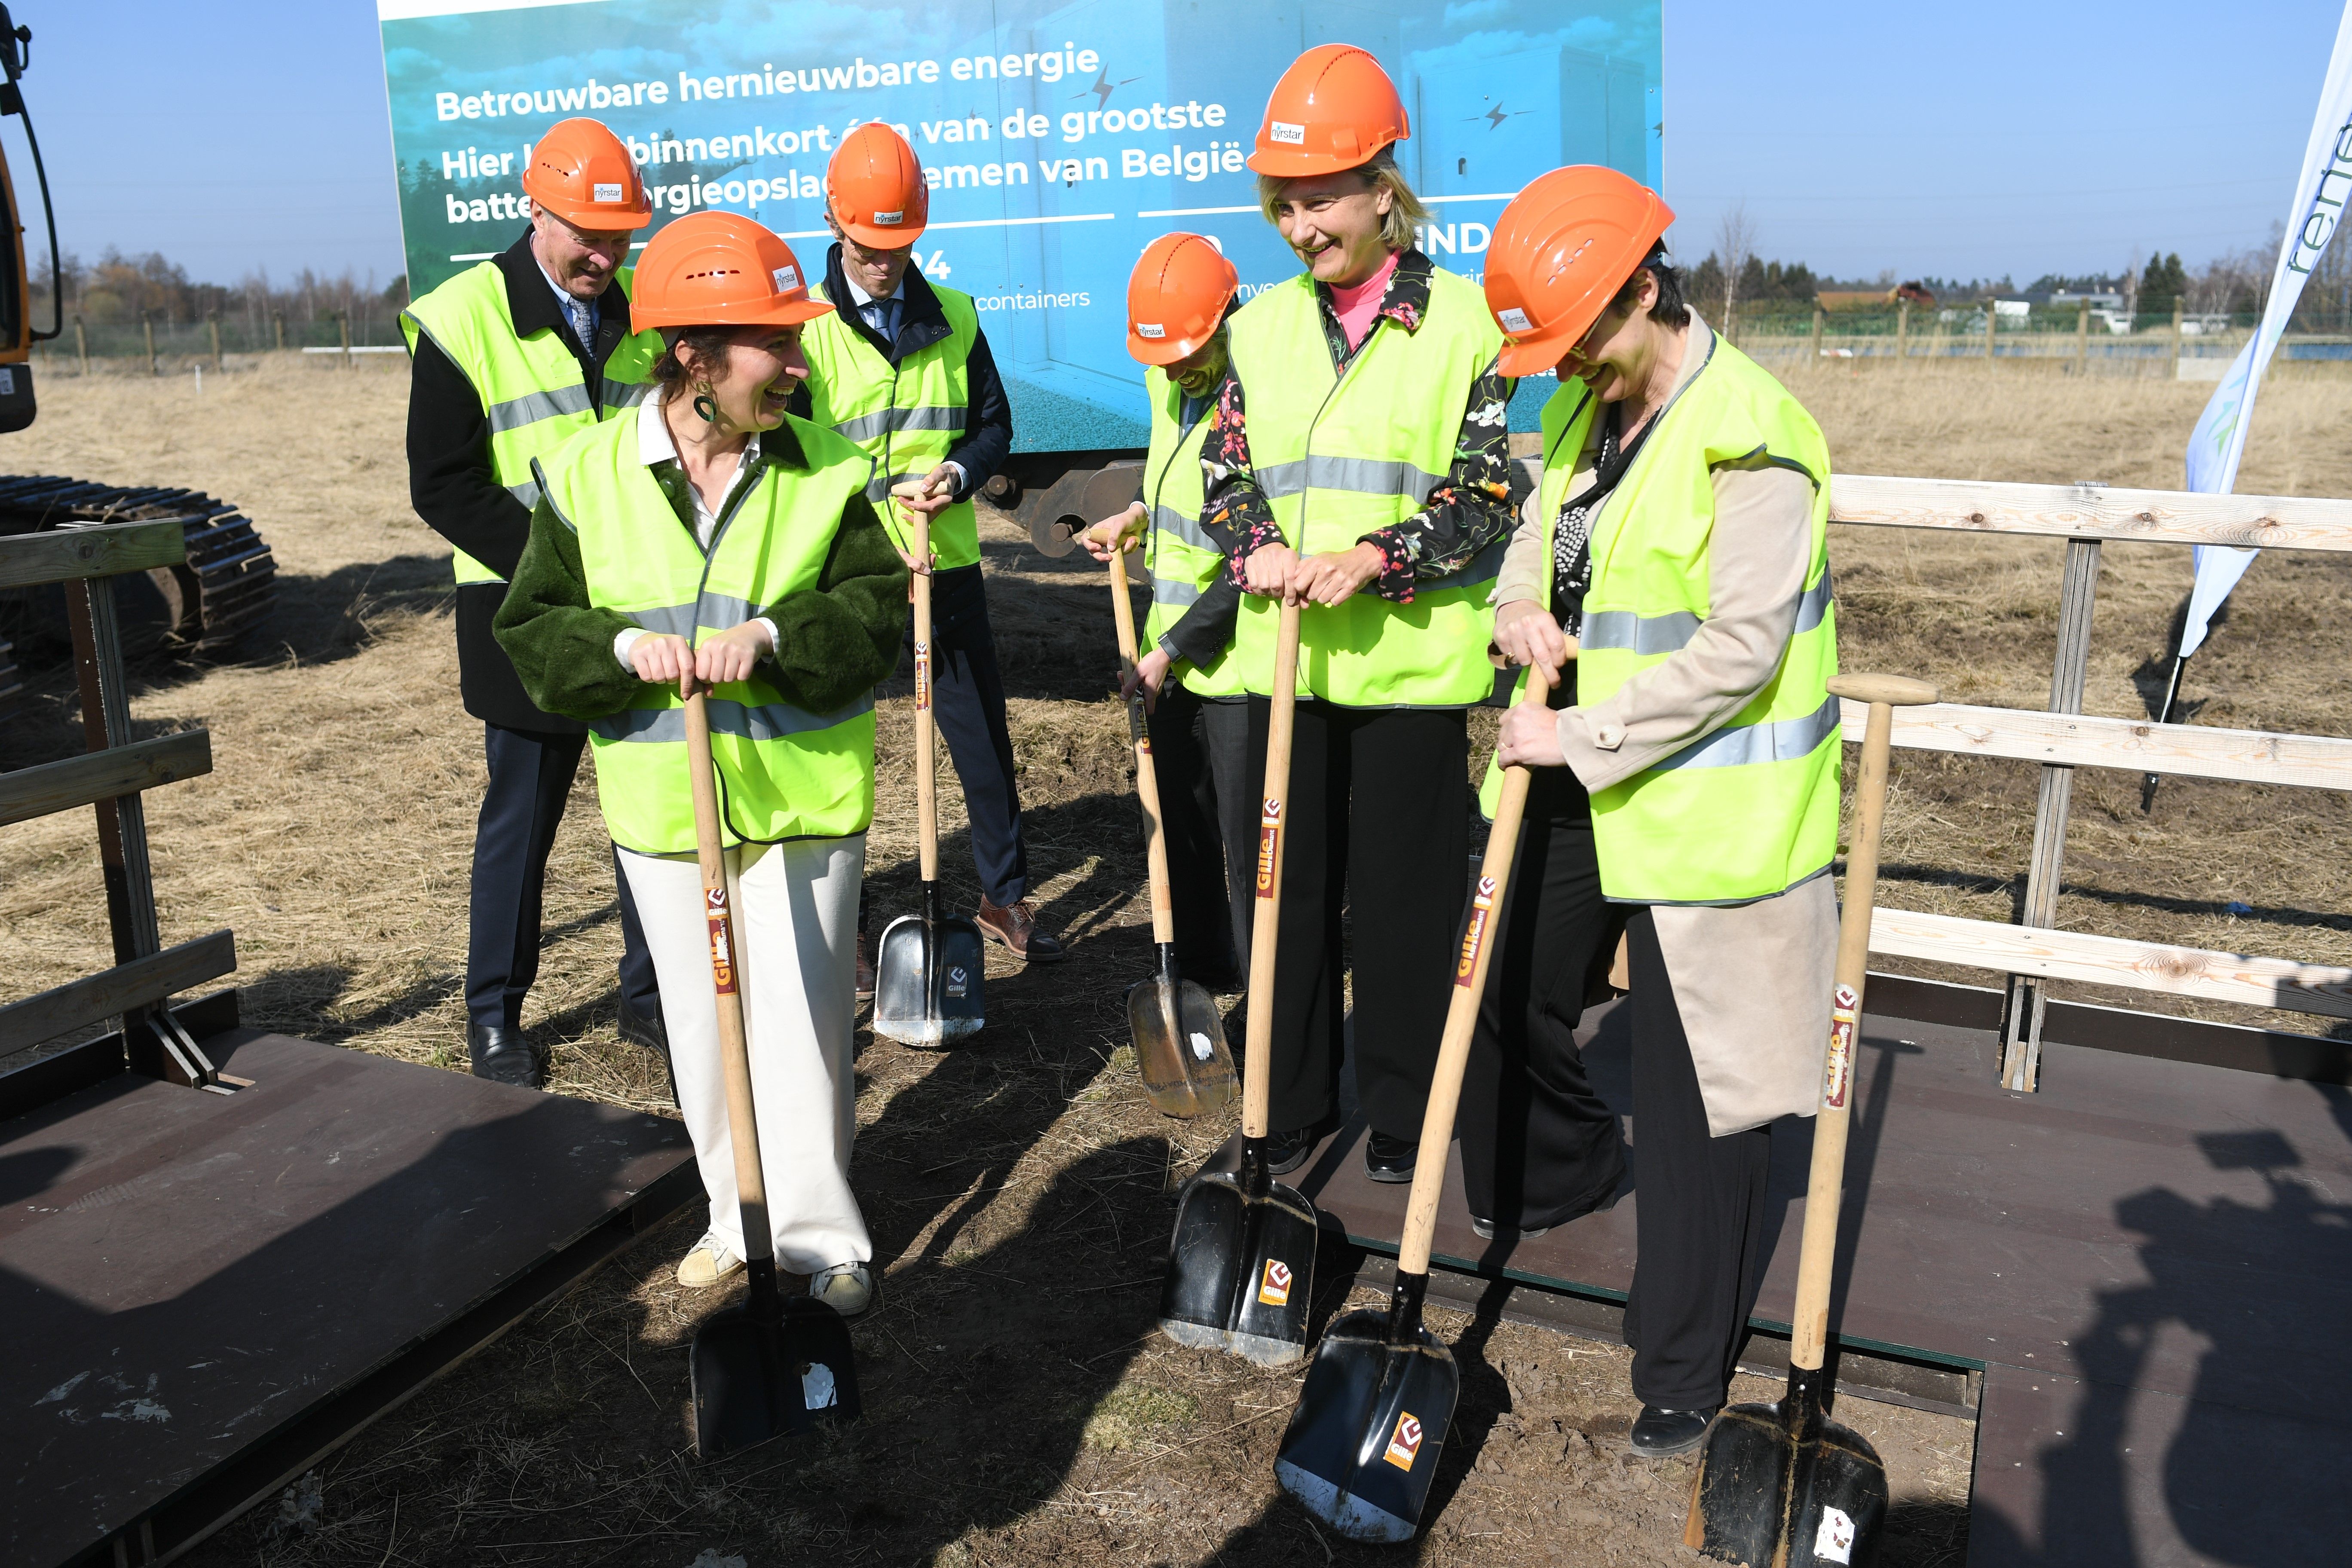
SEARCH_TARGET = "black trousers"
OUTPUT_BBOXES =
[1459,774,1628,1231]
[1243,699,1468,1138]
[1145,683,1250,984]
[1621,906,1775,1410]
[466,723,660,1032]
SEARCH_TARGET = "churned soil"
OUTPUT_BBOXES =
[3,355,2345,1566]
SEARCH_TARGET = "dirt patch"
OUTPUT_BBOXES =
[2,358,2343,1565]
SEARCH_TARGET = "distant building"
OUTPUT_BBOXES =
[1816,280,1936,312]
[2049,289,2125,310]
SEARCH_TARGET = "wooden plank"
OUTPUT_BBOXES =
[1867,907,2352,1021]
[1839,699,2352,790]
[1829,473,2352,551]
[0,730,212,827]
[0,519,187,590]
[0,931,236,1053]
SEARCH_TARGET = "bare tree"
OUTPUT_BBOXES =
[1714,204,1757,338]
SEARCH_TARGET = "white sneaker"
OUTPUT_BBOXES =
[809,1262,874,1318]
[675,1228,745,1288]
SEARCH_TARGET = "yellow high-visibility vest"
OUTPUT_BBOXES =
[1139,365,1244,698]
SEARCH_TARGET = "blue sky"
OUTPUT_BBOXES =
[6,0,2343,286]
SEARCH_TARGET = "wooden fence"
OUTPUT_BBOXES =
[1831,474,2352,1088]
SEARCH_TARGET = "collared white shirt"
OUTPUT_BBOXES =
[612,391,778,674]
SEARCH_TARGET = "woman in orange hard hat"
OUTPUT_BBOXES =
[495,213,908,1319]
[797,123,1063,983]
[1206,45,1519,1184]
[1077,233,1251,988]
[1467,166,1841,1455]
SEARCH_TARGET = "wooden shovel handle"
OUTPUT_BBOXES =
[1788,675,1939,1372]
[1240,601,1302,1142]
[1109,548,1176,946]
[1397,664,1562,1275]
[906,505,938,885]
[686,690,772,1267]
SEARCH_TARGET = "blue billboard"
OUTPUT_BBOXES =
[378,0,1661,450]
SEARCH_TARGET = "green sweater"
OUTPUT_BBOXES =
[493,418,909,721]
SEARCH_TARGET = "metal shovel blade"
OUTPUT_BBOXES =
[690,1267,863,1460]
[1128,971,1237,1118]
[1685,1384,1889,1567]
[871,908,986,1047]
[1275,1305,1460,1542]
[1157,1160,1317,1366]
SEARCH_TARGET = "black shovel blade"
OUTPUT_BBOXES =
[690,1288,862,1460]
[1128,974,1238,1118]
[1685,1395,1889,1567]
[1158,1168,1318,1366]
[871,912,986,1047]
[1275,1305,1461,1542]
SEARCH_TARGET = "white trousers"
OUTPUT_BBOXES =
[618,836,871,1273]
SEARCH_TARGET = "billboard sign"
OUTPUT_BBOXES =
[378,0,1661,450]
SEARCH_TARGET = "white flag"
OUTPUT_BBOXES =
[2177,0,2352,658]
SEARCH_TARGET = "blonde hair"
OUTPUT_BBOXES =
[1257,148,1427,254]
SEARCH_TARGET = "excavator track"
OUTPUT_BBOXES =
[0,475,277,713]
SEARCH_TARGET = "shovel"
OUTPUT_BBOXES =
[1158,600,1317,1366]
[1274,662,1562,1540]
[1107,540,1237,1118]
[873,501,986,1046]
[1684,671,1938,1567]
[682,688,863,1458]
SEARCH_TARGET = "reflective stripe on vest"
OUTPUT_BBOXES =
[1479,332,1841,905]
[401,260,659,586]
[1139,364,1244,698]
[801,281,982,571]
[1222,266,1504,707]
[535,406,880,854]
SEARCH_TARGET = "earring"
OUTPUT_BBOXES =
[692,391,720,423]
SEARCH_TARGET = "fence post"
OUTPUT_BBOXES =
[1984,299,1997,362]
[1999,534,2103,1092]
[1811,306,1823,364]
[273,312,285,353]
[338,312,352,369]
[74,314,87,376]
[2077,306,2089,376]
[2171,302,2184,379]
[143,313,158,377]
[207,312,222,372]
[1896,300,1908,360]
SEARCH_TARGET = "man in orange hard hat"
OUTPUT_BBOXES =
[401,116,669,1090]
[799,122,1062,984]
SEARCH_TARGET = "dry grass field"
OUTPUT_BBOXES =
[2,356,2346,1568]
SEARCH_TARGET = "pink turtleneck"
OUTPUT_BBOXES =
[1329,249,1400,351]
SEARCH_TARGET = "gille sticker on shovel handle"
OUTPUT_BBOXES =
[914,642,931,711]
[1455,876,1498,986]
[705,886,738,995]
[1255,798,1283,897]
[1824,981,1858,1109]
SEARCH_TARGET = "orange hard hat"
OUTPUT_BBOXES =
[1126,234,1239,366]
[1246,44,1409,178]
[521,117,652,232]
[627,213,833,331]
[1484,166,1675,378]
[826,122,929,248]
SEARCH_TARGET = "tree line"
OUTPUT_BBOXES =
[32,250,411,344]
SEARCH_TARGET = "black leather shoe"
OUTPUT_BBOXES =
[1262,1118,1336,1176]
[1365,1132,1418,1184]
[469,1022,545,1090]
[617,991,668,1055]
[1629,1404,1720,1456]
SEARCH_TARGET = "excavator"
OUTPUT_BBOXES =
[0,3,276,712]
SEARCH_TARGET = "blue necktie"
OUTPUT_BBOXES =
[864,297,899,343]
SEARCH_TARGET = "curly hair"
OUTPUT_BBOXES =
[651,326,737,392]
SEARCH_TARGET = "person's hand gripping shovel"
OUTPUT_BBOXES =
[681,678,862,1458]
[1156,600,1316,1365]
[1105,521,1237,1117]
[1684,672,1938,1568]
[1273,651,1566,1540]
[872,493,986,1046]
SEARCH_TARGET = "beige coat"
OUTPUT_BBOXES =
[1495,314,1834,1136]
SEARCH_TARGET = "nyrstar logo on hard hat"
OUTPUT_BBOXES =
[1124,232,1238,367]
[1247,45,1408,178]
[1483,165,1674,378]
[630,212,834,331]
[521,118,652,231]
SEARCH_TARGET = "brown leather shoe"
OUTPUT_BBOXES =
[855,930,876,1000]
[974,897,1065,962]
